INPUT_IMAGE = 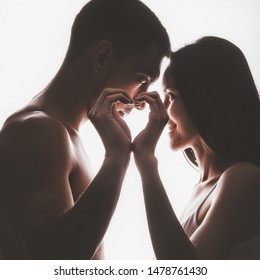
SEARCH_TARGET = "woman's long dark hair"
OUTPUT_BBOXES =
[169,36,260,167]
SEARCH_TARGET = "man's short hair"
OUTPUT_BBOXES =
[66,0,171,61]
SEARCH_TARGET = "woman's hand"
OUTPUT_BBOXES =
[88,88,133,160]
[133,91,168,168]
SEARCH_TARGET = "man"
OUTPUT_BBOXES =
[0,176,29,259]
[0,0,170,259]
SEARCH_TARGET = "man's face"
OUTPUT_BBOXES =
[102,45,165,116]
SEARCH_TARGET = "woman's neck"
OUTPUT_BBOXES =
[192,144,238,183]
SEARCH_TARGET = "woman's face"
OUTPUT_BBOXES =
[163,66,199,151]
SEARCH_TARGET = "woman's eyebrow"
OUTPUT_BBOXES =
[164,87,175,93]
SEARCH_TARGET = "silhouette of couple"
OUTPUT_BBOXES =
[1,0,260,259]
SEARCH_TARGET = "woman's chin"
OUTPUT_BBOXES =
[169,141,181,151]
[169,138,186,151]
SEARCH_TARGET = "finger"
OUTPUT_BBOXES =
[135,93,161,113]
[112,106,132,141]
[136,92,168,114]
[135,95,161,124]
[89,88,133,117]
[135,94,157,107]
[136,91,162,104]
[135,91,159,99]
[91,93,133,116]
[97,88,133,108]
[134,101,146,110]
[135,93,169,125]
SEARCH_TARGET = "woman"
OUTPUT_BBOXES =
[133,36,260,259]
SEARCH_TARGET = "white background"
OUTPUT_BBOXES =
[0,0,260,259]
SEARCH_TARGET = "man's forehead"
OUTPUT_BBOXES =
[138,67,160,82]
[118,44,166,81]
[137,50,165,80]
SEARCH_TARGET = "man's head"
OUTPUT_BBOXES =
[64,0,171,115]
[66,0,170,61]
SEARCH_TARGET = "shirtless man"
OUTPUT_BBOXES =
[0,0,170,259]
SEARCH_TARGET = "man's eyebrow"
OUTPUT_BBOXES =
[140,69,160,82]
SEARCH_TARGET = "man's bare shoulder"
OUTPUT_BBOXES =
[1,109,71,147]
[0,109,73,167]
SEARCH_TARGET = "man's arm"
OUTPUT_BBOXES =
[1,89,132,259]
[30,147,129,259]
[0,177,28,259]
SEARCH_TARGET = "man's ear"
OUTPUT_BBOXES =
[92,40,114,73]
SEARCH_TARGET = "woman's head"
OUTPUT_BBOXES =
[163,68,200,152]
[163,36,260,167]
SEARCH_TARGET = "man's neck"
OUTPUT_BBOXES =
[35,61,94,132]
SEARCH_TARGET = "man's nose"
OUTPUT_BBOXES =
[133,85,149,99]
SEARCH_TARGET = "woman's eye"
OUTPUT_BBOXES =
[139,76,148,85]
[168,92,176,101]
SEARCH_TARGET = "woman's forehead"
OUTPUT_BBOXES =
[162,66,175,90]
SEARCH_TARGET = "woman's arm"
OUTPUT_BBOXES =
[133,92,195,259]
[137,155,196,259]
[133,93,260,259]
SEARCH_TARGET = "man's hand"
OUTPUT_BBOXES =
[88,88,133,159]
[133,92,168,168]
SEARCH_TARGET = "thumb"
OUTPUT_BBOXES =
[112,106,132,141]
